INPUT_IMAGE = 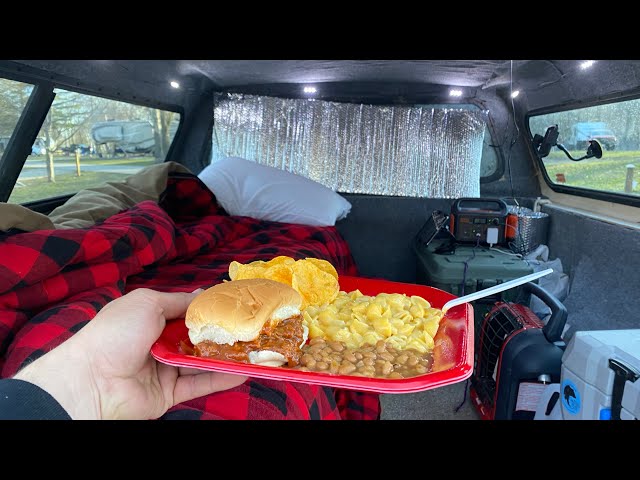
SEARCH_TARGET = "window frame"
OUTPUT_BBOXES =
[526,92,640,209]
[0,61,185,205]
[0,81,54,203]
[480,110,506,184]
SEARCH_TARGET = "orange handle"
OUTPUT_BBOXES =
[505,213,518,240]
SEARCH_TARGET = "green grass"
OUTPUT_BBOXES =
[543,150,640,195]
[9,171,132,204]
[9,156,158,204]
[24,155,156,167]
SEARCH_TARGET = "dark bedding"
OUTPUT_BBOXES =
[0,173,380,420]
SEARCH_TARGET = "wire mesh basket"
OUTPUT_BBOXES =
[508,206,550,255]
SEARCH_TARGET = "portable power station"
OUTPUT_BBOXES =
[470,282,568,420]
[449,198,517,246]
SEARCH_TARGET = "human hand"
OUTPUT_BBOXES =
[14,288,247,420]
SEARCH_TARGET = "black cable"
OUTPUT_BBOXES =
[490,220,529,257]
[454,379,469,413]
[460,236,480,296]
[510,60,521,140]
[454,236,480,414]
[506,139,518,201]
[507,59,521,206]
[555,143,589,162]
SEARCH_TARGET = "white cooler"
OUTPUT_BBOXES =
[559,329,640,420]
[621,374,640,420]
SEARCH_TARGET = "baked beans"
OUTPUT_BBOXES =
[295,338,432,379]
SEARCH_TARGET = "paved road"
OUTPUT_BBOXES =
[18,160,148,180]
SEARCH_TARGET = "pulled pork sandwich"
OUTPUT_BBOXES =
[185,278,308,367]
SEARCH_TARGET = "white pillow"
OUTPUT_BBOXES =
[198,156,352,227]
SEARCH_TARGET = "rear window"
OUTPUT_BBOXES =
[7,87,179,204]
[529,98,640,201]
[211,94,494,198]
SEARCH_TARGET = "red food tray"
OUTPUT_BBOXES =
[151,275,474,394]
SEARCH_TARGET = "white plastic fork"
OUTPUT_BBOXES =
[441,268,554,314]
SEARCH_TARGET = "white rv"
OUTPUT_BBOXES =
[91,120,155,154]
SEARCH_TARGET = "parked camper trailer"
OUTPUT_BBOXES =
[91,120,155,154]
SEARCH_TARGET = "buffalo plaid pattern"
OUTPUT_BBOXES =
[0,173,380,420]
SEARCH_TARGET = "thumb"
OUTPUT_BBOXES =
[173,371,248,405]
[129,289,199,321]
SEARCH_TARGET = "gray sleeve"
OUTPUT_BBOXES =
[0,379,71,420]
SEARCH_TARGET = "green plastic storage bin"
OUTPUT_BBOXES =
[414,240,534,337]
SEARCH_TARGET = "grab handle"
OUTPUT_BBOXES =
[522,281,567,343]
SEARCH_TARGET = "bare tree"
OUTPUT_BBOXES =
[39,91,107,182]
[151,110,175,161]
[43,114,56,182]
[0,79,31,140]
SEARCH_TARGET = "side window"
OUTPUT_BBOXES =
[8,87,179,204]
[529,99,639,199]
[480,132,501,181]
[0,78,35,158]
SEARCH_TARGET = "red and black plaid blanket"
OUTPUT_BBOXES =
[0,173,380,420]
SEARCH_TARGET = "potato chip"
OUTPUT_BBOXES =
[266,256,296,267]
[292,259,339,308]
[233,265,270,281]
[228,256,340,309]
[263,264,294,286]
[304,257,339,281]
[242,260,266,269]
[228,261,241,281]
[229,259,271,281]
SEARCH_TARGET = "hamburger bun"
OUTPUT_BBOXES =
[185,279,307,366]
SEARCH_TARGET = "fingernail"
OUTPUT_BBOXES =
[191,288,205,294]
